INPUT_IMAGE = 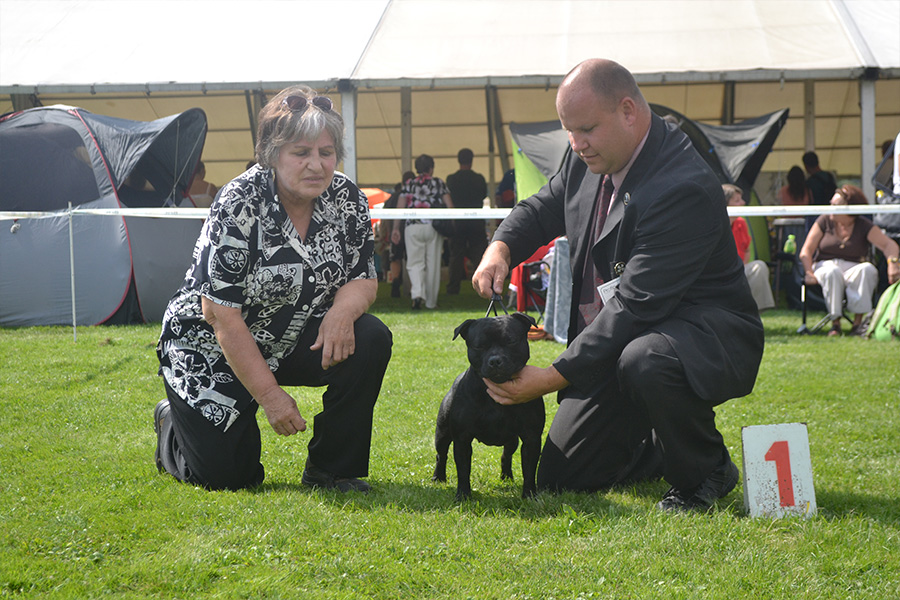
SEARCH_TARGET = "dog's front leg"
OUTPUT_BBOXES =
[452,436,475,500]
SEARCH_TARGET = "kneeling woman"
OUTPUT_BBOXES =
[155,85,392,491]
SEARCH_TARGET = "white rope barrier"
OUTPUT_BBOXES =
[2,204,899,222]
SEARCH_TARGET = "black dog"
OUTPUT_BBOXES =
[433,313,545,500]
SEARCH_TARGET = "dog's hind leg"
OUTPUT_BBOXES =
[500,438,518,480]
[519,435,541,498]
[433,426,451,483]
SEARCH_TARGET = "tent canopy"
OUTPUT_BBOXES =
[1,0,898,194]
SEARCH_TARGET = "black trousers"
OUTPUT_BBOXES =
[537,331,728,493]
[447,220,488,293]
[158,313,393,490]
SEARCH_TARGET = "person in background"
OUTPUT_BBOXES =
[874,134,900,296]
[155,85,392,492]
[188,161,219,208]
[391,154,454,310]
[384,170,416,297]
[779,165,812,208]
[473,59,764,512]
[495,168,516,208]
[446,148,489,295]
[798,184,900,336]
[723,184,775,311]
[803,151,837,232]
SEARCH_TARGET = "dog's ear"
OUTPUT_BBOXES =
[453,319,476,340]
[511,312,537,330]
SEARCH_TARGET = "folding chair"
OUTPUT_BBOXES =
[795,254,866,335]
[519,260,550,324]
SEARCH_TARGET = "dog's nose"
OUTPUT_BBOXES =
[487,356,504,370]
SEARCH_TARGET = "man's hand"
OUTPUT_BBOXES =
[472,241,511,298]
[484,365,568,405]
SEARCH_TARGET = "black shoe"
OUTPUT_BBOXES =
[657,457,739,512]
[391,281,401,298]
[153,399,170,473]
[412,298,423,310]
[302,460,371,493]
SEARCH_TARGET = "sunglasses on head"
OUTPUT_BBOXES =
[281,95,333,113]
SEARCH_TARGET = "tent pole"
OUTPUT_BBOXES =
[859,77,877,202]
[339,81,358,183]
[803,80,815,152]
[485,86,496,198]
[401,87,412,175]
[68,202,77,342]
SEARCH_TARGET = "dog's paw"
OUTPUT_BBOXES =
[455,489,473,502]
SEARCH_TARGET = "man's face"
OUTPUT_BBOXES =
[557,83,633,175]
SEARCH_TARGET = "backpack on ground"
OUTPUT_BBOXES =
[866,280,900,341]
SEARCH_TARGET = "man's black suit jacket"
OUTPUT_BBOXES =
[494,115,764,404]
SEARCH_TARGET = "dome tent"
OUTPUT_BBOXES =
[0,105,207,326]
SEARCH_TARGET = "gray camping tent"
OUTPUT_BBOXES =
[509,107,789,192]
[509,106,790,262]
[0,105,207,326]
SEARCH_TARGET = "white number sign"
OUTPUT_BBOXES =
[741,423,817,518]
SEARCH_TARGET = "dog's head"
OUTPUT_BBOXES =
[453,313,536,383]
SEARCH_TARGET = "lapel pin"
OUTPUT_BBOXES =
[613,262,626,277]
[623,192,631,206]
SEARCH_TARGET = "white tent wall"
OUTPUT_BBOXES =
[2,0,898,199]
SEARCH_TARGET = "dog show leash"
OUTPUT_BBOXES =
[485,293,509,318]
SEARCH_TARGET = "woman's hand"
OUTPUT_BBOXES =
[202,296,306,435]
[311,303,357,369]
[804,271,819,286]
[888,261,900,285]
[391,228,401,245]
[256,386,307,436]
[310,278,377,369]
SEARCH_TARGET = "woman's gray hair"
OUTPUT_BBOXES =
[255,85,345,168]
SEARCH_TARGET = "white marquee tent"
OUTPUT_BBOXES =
[2,0,899,200]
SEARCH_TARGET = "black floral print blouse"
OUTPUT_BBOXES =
[157,165,376,431]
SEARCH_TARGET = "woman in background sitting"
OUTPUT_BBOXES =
[799,184,900,336]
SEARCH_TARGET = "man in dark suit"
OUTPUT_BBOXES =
[473,59,764,512]
[446,148,489,295]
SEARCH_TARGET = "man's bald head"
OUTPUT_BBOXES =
[556,59,652,175]
[560,59,648,113]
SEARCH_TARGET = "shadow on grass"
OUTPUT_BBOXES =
[812,488,900,524]
[252,476,900,524]
[251,477,686,520]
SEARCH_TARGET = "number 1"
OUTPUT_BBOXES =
[765,440,795,507]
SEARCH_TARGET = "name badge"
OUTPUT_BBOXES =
[597,277,620,305]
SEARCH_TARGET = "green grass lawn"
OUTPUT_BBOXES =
[1,283,898,599]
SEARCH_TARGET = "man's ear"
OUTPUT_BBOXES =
[620,96,637,126]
